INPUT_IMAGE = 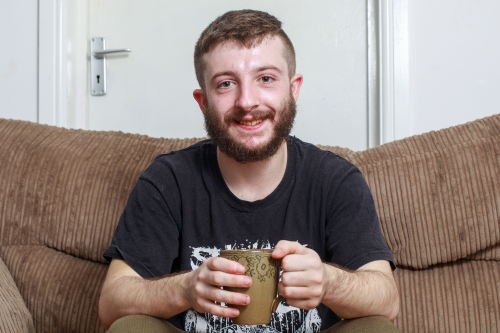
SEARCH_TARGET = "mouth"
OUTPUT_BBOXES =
[237,119,264,126]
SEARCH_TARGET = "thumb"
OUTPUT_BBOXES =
[272,240,307,259]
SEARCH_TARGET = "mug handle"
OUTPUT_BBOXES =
[271,295,285,313]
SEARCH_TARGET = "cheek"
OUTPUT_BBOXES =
[212,95,235,113]
[261,87,289,108]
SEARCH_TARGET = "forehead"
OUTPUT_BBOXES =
[202,37,288,79]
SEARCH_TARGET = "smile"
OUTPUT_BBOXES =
[237,119,263,126]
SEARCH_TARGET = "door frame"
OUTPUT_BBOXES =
[38,0,409,146]
[376,0,410,146]
[38,0,88,129]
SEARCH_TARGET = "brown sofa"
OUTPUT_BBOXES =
[1,115,499,332]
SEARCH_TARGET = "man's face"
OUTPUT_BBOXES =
[193,37,303,163]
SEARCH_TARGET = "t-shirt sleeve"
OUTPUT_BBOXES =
[103,176,181,278]
[325,169,395,271]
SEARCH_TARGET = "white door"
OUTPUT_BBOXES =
[79,0,371,151]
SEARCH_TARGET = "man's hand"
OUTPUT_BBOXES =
[184,257,252,318]
[272,240,399,321]
[99,258,253,329]
[272,240,329,310]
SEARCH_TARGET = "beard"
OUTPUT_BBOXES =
[204,92,297,163]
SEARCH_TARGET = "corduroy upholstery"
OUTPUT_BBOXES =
[0,115,499,332]
[0,256,34,332]
[347,115,500,332]
[0,119,203,333]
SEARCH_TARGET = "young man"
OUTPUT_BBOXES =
[99,10,400,333]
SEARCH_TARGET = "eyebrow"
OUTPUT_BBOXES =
[210,66,284,83]
[254,66,284,75]
[210,71,237,83]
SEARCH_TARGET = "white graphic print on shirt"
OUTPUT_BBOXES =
[185,240,322,333]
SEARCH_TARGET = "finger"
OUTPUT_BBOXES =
[281,271,310,287]
[284,297,320,311]
[206,270,252,288]
[198,285,251,306]
[197,298,240,318]
[281,254,323,272]
[281,254,309,271]
[283,270,323,288]
[213,288,251,306]
[272,240,308,259]
[279,284,312,299]
[206,257,246,274]
[279,282,323,300]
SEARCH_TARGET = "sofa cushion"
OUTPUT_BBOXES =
[393,259,500,332]
[348,114,500,269]
[468,242,500,260]
[2,245,107,333]
[0,256,34,333]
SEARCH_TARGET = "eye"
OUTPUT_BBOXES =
[220,81,233,88]
[261,76,272,83]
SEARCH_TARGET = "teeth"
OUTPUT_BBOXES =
[239,119,263,126]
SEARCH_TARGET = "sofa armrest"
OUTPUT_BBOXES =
[0,256,34,333]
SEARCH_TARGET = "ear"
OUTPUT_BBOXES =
[289,74,303,102]
[193,89,207,115]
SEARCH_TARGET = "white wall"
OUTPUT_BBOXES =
[408,0,500,136]
[0,1,38,122]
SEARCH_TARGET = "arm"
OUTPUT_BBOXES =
[272,241,399,321]
[98,258,252,330]
[322,260,399,321]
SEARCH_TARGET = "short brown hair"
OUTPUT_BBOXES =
[194,10,296,90]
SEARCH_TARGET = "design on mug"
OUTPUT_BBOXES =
[225,255,242,264]
[254,255,278,282]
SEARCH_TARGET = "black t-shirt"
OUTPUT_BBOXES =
[104,137,395,332]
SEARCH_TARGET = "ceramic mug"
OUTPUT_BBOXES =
[220,249,285,325]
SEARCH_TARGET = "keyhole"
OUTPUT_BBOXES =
[97,75,100,83]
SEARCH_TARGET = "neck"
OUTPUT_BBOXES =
[217,141,288,202]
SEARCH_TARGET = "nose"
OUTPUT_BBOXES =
[235,81,259,112]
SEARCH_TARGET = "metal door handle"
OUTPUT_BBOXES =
[90,37,131,96]
[93,48,131,58]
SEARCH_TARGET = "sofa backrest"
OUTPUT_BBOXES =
[2,115,499,270]
[0,119,202,263]
[347,114,500,269]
